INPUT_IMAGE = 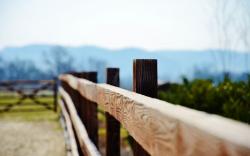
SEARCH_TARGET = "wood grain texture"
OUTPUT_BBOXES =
[59,87,101,156]
[59,74,250,156]
[106,68,121,156]
[59,99,79,156]
[97,84,250,156]
[132,59,157,156]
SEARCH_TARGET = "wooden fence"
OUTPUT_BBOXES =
[59,59,250,156]
[0,79,57,112]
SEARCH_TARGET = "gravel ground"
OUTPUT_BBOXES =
[0,120,66,156]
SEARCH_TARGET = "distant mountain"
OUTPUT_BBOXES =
[0,44,248,88]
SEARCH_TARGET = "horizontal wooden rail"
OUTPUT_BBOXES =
[60,74,250,156]
[59,99,79,156]
[59,87,101,156]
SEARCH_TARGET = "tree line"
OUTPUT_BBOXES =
[0,46,107,81]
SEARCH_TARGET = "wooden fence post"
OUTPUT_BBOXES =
[53,77,58,112]
[132,59,157,156]
[61,73,84,156]
[81,72,99,148]
[78,72,88,130]
[68,72,81,114]
[106,68,120,156]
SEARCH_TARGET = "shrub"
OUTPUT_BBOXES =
[158,77,250,123]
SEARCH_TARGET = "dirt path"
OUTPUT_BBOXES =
[0,120,66,156]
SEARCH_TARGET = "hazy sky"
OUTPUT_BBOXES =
[0,0,248,51]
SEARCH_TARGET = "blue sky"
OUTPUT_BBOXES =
[0,0,249,51]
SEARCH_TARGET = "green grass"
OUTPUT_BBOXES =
[0,96,58,122]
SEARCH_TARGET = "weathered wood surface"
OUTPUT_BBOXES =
[106,68,121,156]
[60,74,250,156]
[61,80,85,156]
[59,99,79,156]
[60,75,97,103]
[131,59,157,156]
[59,87,101,156]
